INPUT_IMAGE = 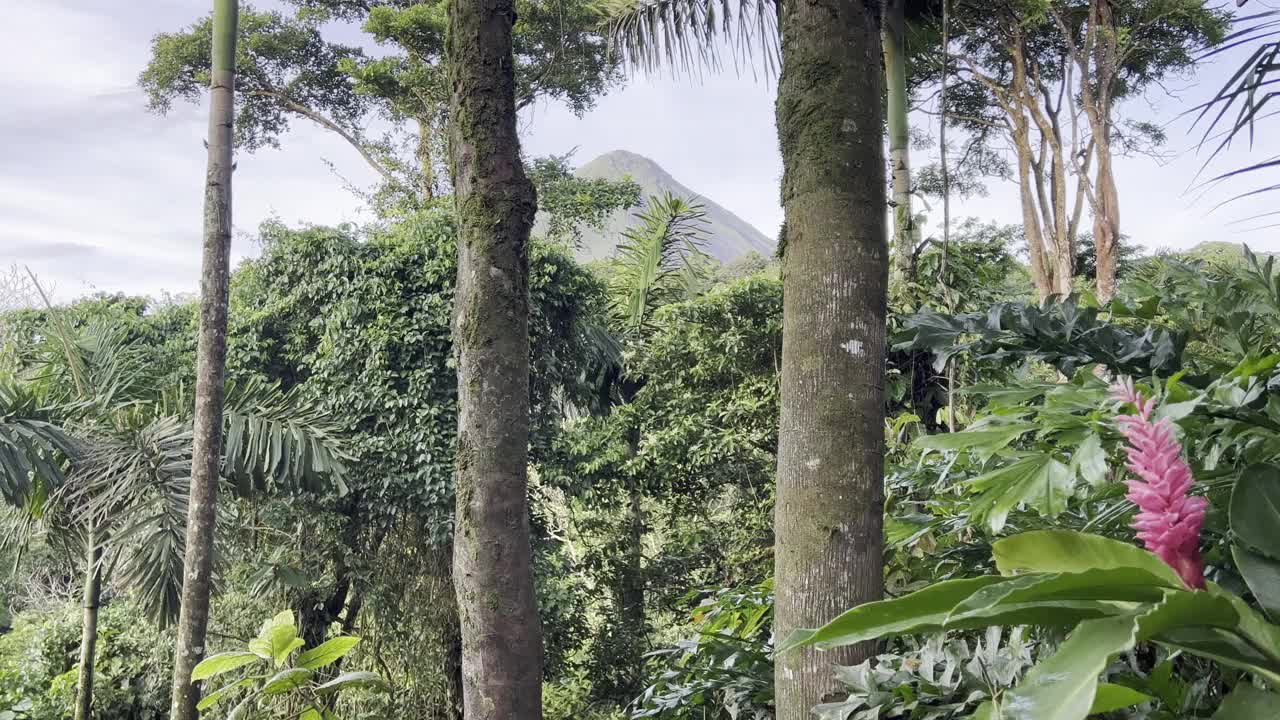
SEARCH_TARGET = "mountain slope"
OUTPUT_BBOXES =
[563,150,776,264]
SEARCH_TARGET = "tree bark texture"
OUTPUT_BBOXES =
[73,541,102,720]
[773,0,888,715]
[884,0,914,286]
[447,0,544,712]
[169,2,238,718]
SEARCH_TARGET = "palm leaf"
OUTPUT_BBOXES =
[222,377,351,496]
[603,0,778,77]
[609,192,712,333]
[0,377,76,507]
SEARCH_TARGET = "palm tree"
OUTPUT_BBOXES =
[578,192,710,697]
[0,318,349,719]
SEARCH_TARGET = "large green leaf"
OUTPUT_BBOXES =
[780,577,1004,652]
[248,610,303,666]
[315,671,386,694]
[1156,627,1280,685]
[191,652,260,681]
[1089,684,1153,714]
[915,422,1036,462]
[1234,545,1280,620]
[946,568,1169,623]
[1213,684,1280,719]
[965,456,1074,533]
[1231,464,1280,558]
[996,613,1142,720]
[297,636,361,670]
[196,678,254,711]
[992,531,1185,589]
[1070,433,1108,487]
[782,576,1121,653]
[260,667,313,696]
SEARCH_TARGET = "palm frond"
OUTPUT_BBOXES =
[609,192,712,333]
[0,378,76,508]
[222,377,352,497]
[66,415,193,625]
[1188,10,1280,207]
[602,0,778,77]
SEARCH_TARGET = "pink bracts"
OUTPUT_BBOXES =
[1111,378,1208,589]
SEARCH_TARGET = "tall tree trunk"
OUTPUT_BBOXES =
[1092,145,1119,301]
[618,425,646,697]
[773,0,887,715]
[1014,125,1052,301]
[74,539,102,720]
[447,0,543,712]
[884,0,914,287]
[1087,0,1120,302]
[169,2,238,718]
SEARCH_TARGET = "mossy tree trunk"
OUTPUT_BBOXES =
[169,2,238,718]
[446,0,543,712]
[773,0,888,716]
[73,538,102,720]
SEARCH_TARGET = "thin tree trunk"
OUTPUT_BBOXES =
[416,116,437,201]
[447,0,543,711]
[169,2,238,718]
[773,0,887,714]
[1014,127,1052,301]
[884,0,913,286]
[1093,147,1119,301]
[74,539,102,720]
[619,425,646,696]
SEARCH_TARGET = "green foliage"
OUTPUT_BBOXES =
[633,581,773,720]
[608,193,712,334]
[192,610,380,718]
[787,531,1280,719]
[529,155,643,248]
[896,296,1186,377]
[0,599,171,720]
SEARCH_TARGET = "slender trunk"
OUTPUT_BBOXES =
[447,0,543,711]
[1014,125,1052,301]
[773,0,887,715]
[1093,145,1119,301]
[1089,0,1120,302]
[169,3,238,718]
[618,425,646,696]
[74,539,102,720]
[416,117,437,201]
[884,0,913,286]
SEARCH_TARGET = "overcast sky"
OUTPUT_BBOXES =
[2,0,1277,302]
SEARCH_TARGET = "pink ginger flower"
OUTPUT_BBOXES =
[1110,378,1208,589]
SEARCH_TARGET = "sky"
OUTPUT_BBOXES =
[2,0,1277,302]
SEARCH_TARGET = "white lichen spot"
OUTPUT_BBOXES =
[488,265,505,278]
[842,119,858,133]
[805,457,821,471]
[840,339,864,356]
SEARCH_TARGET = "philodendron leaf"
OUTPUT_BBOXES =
[249,610,299,662]
[1213,683,1280,718]
[964,455,1075,533]
[297,636,361,670]
[191,652,260,681]
[992,531,1185,589]
[1089,683,1153,714]
[995,613,1142,720]
[1231,464,1280,558]
[1233,545,1280,620]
